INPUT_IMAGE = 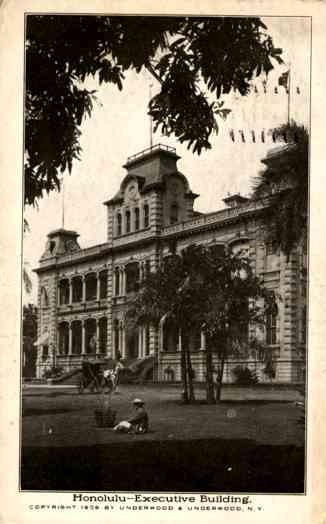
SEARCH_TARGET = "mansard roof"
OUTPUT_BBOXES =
[104,144,198,206]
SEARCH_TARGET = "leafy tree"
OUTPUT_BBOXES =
[25,15,282,205]
[127,248,206,402]
[197,245,275,401]
[23,303,38,377]
[130,244,274,403]
[252,122,308,258]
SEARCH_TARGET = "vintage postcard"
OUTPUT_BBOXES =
[0,1,325,523]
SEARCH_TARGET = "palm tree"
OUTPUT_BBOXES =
[252,122,308,258]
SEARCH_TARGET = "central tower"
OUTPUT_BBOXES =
[104,144,199,243]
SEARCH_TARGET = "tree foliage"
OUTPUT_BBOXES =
[252,122,309,257]
[23,303,38,377]
[25,15,282,205]
[130,243,275,403]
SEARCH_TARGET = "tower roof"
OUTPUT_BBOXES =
[104,143,190,206]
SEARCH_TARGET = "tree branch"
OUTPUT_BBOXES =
[145,61,163,85]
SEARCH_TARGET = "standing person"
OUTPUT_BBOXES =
[112,357,124,394]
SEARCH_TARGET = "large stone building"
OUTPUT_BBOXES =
[34,143,307,383]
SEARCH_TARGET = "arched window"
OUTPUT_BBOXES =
[143,204,149,228]
[58,322,69,355]
[115,267,120,296]
[99,270,107,299]
[85,273,97,301]
[99,318,107,353]
[125,262,140,294]
[85,318,96,354]
[71,320,82,355]
[59,279,69,305]
[126,210,131,233]
[117,213,122,236]
[170,202,179,224]
[72,276,82,303]
[41,287,49,308]
[145,325,150,356]
[134,208,140,231]
[163,317,179,352]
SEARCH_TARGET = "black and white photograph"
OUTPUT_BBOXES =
[20,13,310,495]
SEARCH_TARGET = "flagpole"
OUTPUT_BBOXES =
[61,176,65,229]
[288,63,291,124]
[149,82,153,148]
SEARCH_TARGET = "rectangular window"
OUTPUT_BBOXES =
[134,208,140,230]
[117,213,122,236]
[144,204,149,228]
[126,210,131,233]
[266,311,277,345]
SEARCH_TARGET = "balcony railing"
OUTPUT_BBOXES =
[113,228,153,247]
[38,242,110,269]
[126,143,176,164]
[162,199,266,237]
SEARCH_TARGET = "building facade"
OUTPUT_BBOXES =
[34,144,307,383]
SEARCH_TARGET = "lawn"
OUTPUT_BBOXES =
[21,384,305,493]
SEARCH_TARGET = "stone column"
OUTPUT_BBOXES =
[113,324,117,359]
[178,329,182,352]
[96,272,101,300]
[138,327,143,358]
[121,267,126,296]
[106,262,113,358]
[200,330,206,350]
[68,323,72,355]
[121,325,126,358]
[69,279,73,305]
[82,320,86,355]
[96,318,100,354]
[82,276,86,302]
[113,268,118,296]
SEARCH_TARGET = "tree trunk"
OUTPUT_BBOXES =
[180,330,189,403]
[185,344,195,403]
[215,352,226,403]
[205,344,215,404]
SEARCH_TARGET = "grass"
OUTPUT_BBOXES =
[21,384,305,492]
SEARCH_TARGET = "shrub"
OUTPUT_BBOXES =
[263,359,276,379]
[232,365,259,385]
[43,366,64,379]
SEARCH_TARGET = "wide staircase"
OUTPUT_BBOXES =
[121,355,154,384]
[48,356,154,386]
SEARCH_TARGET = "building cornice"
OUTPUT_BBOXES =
[35,198,268,273]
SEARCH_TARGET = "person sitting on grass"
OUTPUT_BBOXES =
[113,398,149,434]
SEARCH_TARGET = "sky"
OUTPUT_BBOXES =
[23,16,311,304]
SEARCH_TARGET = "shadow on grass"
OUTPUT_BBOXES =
[167,399,297,406]
[22,407,74,417]
[21,438,304,493]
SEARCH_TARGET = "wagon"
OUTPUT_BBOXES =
[78,359,115,394]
